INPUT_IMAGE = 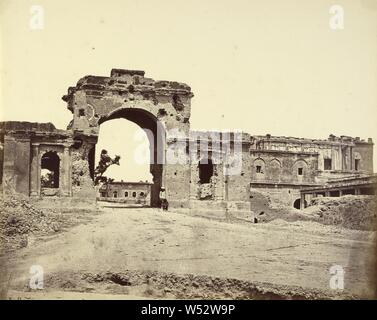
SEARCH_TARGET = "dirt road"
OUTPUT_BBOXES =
[1,207,375,299]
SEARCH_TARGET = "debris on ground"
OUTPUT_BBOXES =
[303,195,377,231]
[0,193,97,251]
[249,191,377,231]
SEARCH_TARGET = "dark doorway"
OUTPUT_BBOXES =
[293,198,307,209]
[293,199,301,209]
[354,159,360,171]
[324,159,332,170]
[330,190,340,197]
[199,158,213,184]
[342,189,355,195]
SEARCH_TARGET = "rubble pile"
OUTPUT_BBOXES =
[306,195,377,231]
[251,190,376,231]
[0,194,61,250]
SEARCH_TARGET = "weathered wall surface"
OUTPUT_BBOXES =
[250,185,301,207]
[2,136,30,195]
[353,142,374,173]
[250,151,318,185]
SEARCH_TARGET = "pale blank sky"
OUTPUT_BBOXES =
[1,0,377,181]
[96,120,153,182]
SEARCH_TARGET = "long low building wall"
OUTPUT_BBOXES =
[97,181,152,206]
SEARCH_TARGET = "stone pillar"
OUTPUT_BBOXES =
[325,191,330,197]
[339,145,343,170]
[355,188,360,195]
[350,147,353,170]
[347,146,351,170]
[61,145,71,196]
[300,193,305,209]
[30,144,40,196]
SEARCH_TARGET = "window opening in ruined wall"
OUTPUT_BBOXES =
[41,151,60,188]
[324,158,332,171]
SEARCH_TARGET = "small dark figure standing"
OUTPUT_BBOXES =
[159,187,168,212]
[249,193,258,223]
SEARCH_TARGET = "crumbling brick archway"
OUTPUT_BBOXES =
[63,69,194,208]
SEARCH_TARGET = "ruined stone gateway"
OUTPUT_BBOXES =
[0,69,375,216]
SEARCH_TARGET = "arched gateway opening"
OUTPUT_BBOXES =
[63,69,193,208]
[96,108,165,207]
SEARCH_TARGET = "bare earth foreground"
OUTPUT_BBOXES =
[1,207,376,299]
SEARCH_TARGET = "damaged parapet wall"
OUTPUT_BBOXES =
[62,69,194,207]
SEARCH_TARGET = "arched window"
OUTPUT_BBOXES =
[41,151,60,188]
[293,159,308,177]
[253,158,265,180]
[198,158,213,184]
[132,192,137,198]
[268,158,281,181]
[124,191,128,197]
